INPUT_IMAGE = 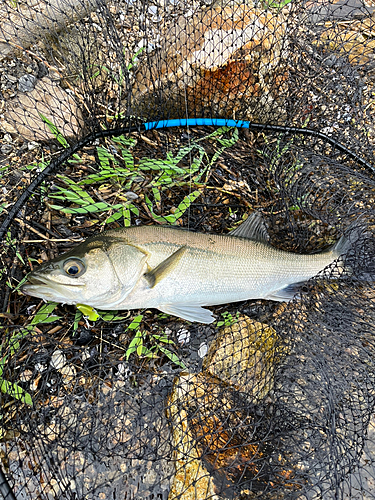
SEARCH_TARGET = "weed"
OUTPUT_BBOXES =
[217,310,240,328]
[1,231,26,288]
[0,302,60,407]
[124,315,186,369]
[75,304,129,324]
[41,121,238,227]
[258,134,305,208]
[72,306,186,368]
[262,0,292,9]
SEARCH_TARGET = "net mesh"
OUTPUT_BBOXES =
[1,0,375,498]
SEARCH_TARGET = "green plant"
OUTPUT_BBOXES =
[75,304,129,324]
[89,47,145,121]
[0,203,8,216]
[1,231,26,287]
[262,0,292,9]
[43,122,239,227]
[72,307,186,368]
[0,302,60,407]
[217,310,240,328]
[258,134,305,208]
[125,315,186,369]
[47,174,128,216]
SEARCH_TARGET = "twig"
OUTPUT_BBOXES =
[0,38,63,75]
[22,238,83,243]
[15,218,82,243]
[14,218,50,240]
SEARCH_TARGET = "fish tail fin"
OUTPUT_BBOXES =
[266,227,372,303]
[332,227,375,282]
[331,231,358,259]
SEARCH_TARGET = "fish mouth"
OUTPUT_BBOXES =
[21,273,84,303]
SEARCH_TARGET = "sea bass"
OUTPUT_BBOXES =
[21,213,350,323]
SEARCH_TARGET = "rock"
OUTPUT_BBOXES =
[0,0,97,60]
[135,3,290,122]
[18,74,37,92]
[1,77,82,141]
[167,373,220,500]
[203,315,283,402]
[50,349,66,371]
[315,17,375,67]
[1,144,13,154]
[167,371,282,496]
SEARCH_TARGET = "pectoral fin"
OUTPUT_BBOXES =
[158,303,214,324]
[144,246,187,288]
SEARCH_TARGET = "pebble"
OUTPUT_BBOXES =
[50,350,66,371]
[60,364,76,385]
[19,370,33,382]
[125,191,138,200]
[176,328,190,344]
[197,342,208,358]
[1,144,13,154]
[27,141,39,151]
[35,362,47,373]
[148,5,158,15]
[18,74,37,92]
[117,363,132,379]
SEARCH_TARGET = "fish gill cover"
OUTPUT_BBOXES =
[1,0,375,498]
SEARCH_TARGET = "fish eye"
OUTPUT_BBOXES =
[63,259,86,278]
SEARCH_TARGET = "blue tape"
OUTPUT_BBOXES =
[143,119,251,130]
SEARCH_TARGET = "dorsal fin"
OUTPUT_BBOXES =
[229,212,270,243]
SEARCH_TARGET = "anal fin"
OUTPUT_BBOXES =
[264,281,306,302]
[157,303,214,324]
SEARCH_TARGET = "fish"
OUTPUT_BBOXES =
[21,213,352,324]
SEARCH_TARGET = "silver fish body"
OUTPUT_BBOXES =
[21,215,349,323]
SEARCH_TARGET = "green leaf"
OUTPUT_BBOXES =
[120,150,135,169]
[49,201,124,215]
[123,207,131,227]
[139,158,163,171]
[152,334,174,344]
[77,304,100,322]
[126,330,143,360]
[144,190,201,225]
[38,316,61,323]
[104,211,123,224]
[30,302,59,325]
[0,379,33,406]
[175,190,201,215]
[130,205,139,216]
[128,315,143,330]
[38,113,69,149]
[97,146,118,169]
[55,176,96,204]
[112,136,137,148]
[99,312,128,321]
[126,46,146,70]
[73,310,83,332]
[158,347,187,369]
